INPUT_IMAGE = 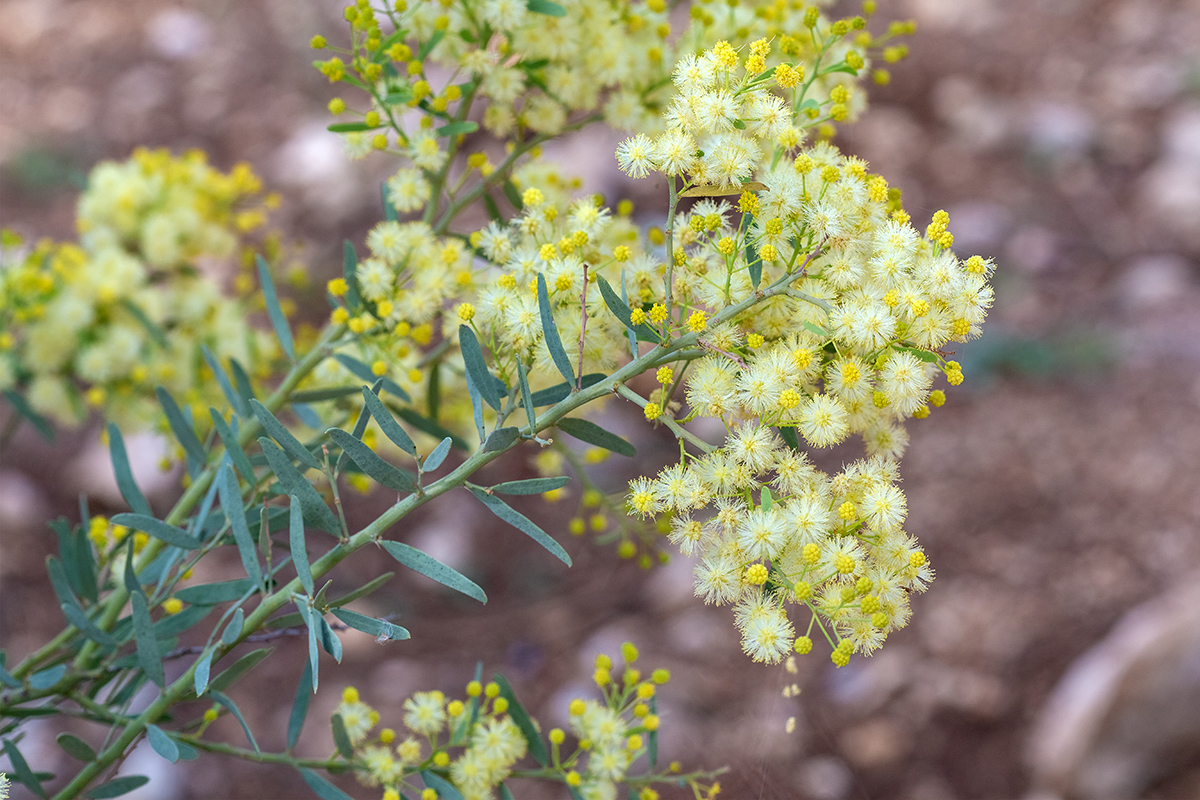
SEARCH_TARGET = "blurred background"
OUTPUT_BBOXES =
[3,0,1200,798]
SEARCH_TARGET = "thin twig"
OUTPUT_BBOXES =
[698,340,748,369]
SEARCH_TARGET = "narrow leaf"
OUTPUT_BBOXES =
[288,660,312,749]
[56,733,96,762]
[493,674,548,766]
[648,695,659,765]
[330,607,409,641]
[291,386,361,403]
[3,738,46,797]
[156,387,206,475]
[110,513,202,550]
[2,389,54,441]
[29,664,66,690]
[326,121,373,133]
[526,0,567,15]
[194,651,212,696]
[201,345,246,416]
[107,423,151,516]
[61,604,117,648]
[529,373,606,407]
[209,410,256,484]
[417,29,444,61]
[555,417,636,457]
[298,768,356,800]
[422,437,452,472]
[317,615,343,663]
[502,179,524,210]
[85,775,150,799]
[221,608,245,646]
[153,604,211,639]
[209,648,272,693]
[380,540,486,603]
[131,592,164,687]
[361,386,417,455]
[894,345,939,363]
[595,275,660,343]
[458,325,500,410]
[328,572,393,608]
[251,399,322,471]
[259,438,341,536]
[421,770,465,800]
[436,120,479,137]
[229,359,257,412]
[517,362,537,433]
[175,578,254,605]
[257,254,295,361]
[536,273,576,385]
[465,370,486,444]
[146,724,179,763]
[333,354,409,402]
[212,690,259,752]
[46,555,78,611]
[381,182,397,222]
[289,496,314,597]
[482,426,520,452]
[326,428,416,492]
[217,469,264,588]
[489,476,571,495]
[777,425,800,452]
[341,240,362,309]
[331,714,354,759]
[468,487,571,565]
[297,596,320,692]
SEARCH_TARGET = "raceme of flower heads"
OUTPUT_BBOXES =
[331,646,720,800]
[312,0,911,166]
[0,149,281,432]
[613,41,992,666]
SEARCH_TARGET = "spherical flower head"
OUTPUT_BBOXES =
[402,691,446,736]
[656,366,673,385]
[794,636,813,654]
[687,310,708,332]
[738,191,759,214]
[523,187,545,207]
[616,134,655,179]
[643,401,662,421]
[328,278,349,297]
[630,308,647,325]
[613,245,631,262]
[456,302,475,322]
[744,563,769,585]
[622,642,640,663]
[163,597,183,614]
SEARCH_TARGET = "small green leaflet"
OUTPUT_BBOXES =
[331,714,354,759]
[489,476,570,495]
[423,437,453,472]
[529,373,606,407]
[221,608,245,646]
[326,428,417,492]
[555,417,636,457]
[107,423,152,517]
[458,325,501,410]
[131,592,164,687]
[201,345,246,416]
[298,767,356,800]
[85,775,150,799]
[156,387,206,475]
[468,487,571,565]
[209,410,256,484]
[326,121,374,133]
[288,660,313,750]
[251,399,322,471]
[258,437,341,536]
[175,578,254,605]
[595,275,660,343]
[493,673,548,766]
[289,496,314,597]
[436,120,479,137]
[341,240,363,308]
[330,607,409,641]
[194,651,212,696]
[217,467,264,589]
[536,273,576,385]
[418,29,445,61]
[56,733,96,762]
[296,595,320,692]
[110,513,202,550]
[3,388,54,441]
[893,345,939,363]
[256,254,295,362]
[482,426,520,452]
[317,615,343,663]
[29,664,65,690]
[380,540,487,603]
[526,0,567,15]
[421,770,465,800]
[212,690,260,752]
[517,362,537,433]
[146,724,179,763]
[362,385,416,455]
[61,604,117,648]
